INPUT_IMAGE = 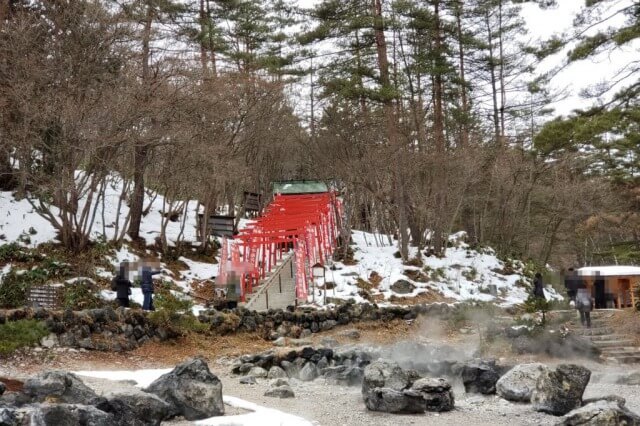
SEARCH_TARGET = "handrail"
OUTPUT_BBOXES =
[244,252,294,310]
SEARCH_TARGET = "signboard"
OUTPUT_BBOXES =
[203,215,235,237]
[243,192,262,212]
[28,284,63,309]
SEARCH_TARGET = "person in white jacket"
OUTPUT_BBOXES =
[575,288,593,328]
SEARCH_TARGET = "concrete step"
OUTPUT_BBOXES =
[592,339,635,348]
[600,348,640,357]
[603,355,640,364]
[589,334,626,342]
[576,327,614,336]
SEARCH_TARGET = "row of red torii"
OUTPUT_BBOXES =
[217,191,344,302]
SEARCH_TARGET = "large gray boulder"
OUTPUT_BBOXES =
[362,360,411,395]
[94,391,172,426]
[144,358,224,420]
[23,371,99,404]
[25,403,114,426]
[532,364,591,416]
[407,378,454,412]
[267,366,287,380]
[363,388,425,414]
[247,367,268,379]
[461,359,501,394]
[497,363,548,402]
[557,400,640,425]
[299,362,319,382]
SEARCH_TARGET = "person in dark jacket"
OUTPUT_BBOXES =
[112,263,132,308]
[533,272,546,300]
[141,265,161,311]
[565,268,578,302]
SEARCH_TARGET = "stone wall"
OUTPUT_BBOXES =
[0,301,462,351]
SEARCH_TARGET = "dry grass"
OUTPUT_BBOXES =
[388,290,456,305]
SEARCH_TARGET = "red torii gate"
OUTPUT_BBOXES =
[224,191,342,302]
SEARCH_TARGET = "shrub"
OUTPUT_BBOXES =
[523,295,550,325]
[0,270,29,308]
[0,319,49,355]
[462,267,478,281]
[0,243,40,263]
[62,282,101,310]
[148,290,207,335]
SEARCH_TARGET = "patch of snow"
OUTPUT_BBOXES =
[75,369,313,426]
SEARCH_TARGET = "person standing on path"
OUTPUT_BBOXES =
[112,262,132,308]
[141,262,161,311]
[575,287,593,328]
[533,272,546,300]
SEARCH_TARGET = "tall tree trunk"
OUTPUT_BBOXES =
[371,0,408,259]
[498,0,506,144]
[128,2,153,240]
[454,0,469,148]
[432,0,446,255]
[485,11,500,144]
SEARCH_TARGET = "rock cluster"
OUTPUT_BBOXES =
[232,345,374,390]
[362,360,454,414]
[0,358,223,425]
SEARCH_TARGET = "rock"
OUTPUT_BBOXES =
[558,400,640,425]
[532,364,591,416]
[26,403,114,425]
[496,363,548,402]
[273,337,287,347]
[339,329,361,340]
[269,378,290,388]
[95,391,171,426]
[239,376,257,385]
[320,337,339,348]
[408,378,454,412]
[264,385,295,399]
[280,360,300,380]
[582,395,626,408]
[461,359,501,395]
[144,357,224,420]
[391,280,415,294]
[248,367,268,378]
[40,334,59,349]
[0,381,5,396]
[364,387,425,414]
[267,366,287,380]
[362,360,411,396]
[299,362,320,382]
[233,363,254,375]
[23,371,99,404]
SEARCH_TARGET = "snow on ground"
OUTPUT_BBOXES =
[0,191,58,246]
[318,230,561,307]
[75,369,313,426]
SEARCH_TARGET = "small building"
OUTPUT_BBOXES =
[576,266,640,309]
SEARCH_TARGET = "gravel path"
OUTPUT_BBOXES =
[215,366,640,426]
[76,359,640,426]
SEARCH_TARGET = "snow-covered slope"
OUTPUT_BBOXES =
[1,182,555,308]
[319,231,560,307]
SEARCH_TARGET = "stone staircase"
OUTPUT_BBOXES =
[241,253,297,312]
[574,310,640,364]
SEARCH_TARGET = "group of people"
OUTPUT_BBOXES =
[111,261,161,311]
[532,269,593,328]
